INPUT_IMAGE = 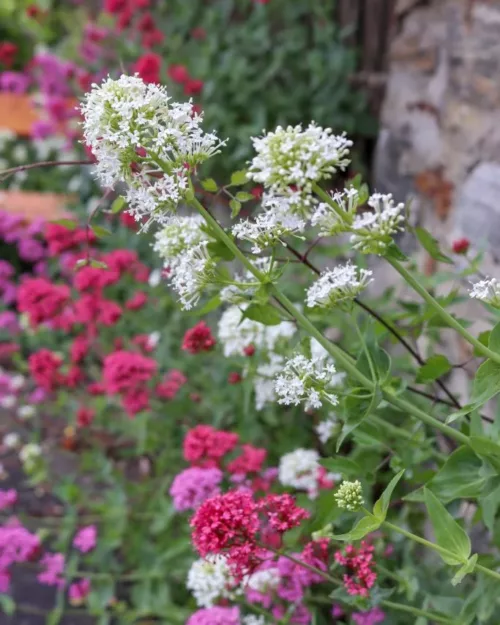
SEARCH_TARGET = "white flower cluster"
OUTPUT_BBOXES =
[469,278,500,308]
[187,555,235,608]
[217,305,295,357]
[248,123,352,197]
[254,356,286,411]
[350,193,405,254]
[81,75,225,227]
[275,354,342,410]
[232,194,305,253]
[171,241,218,310]
[311,186,360,235]
[315,415,337,444]
[242,617,266,625]
[245,568,281,594]
[279,449,321,494]
[152,215,208,274]
[306,262,373,309]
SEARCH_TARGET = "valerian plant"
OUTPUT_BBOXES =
[2,73,500,624]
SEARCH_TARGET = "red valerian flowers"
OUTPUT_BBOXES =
[183,425,239,467]
[334,541,377,597]
[17,278,70,327]
[182,321,216,354]
[133,52,161,84]
[28,349,63,392]
[452,237,470,254]
[103,350,157,394]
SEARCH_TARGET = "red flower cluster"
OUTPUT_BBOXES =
[452,237,470,255]
[227,444,267,476]
[103,350,157,417]
[29,350,63,392]
[133,52,161,84]
[182,321,216,354]
[0,42,18,68]
[44,223,94,256]
[17,278,70,327]
[156,369,187,399]
[183,425,239,467]
[104,0,163,48]
[167,64,204,98]
[334,541,377,598]
[190,490,308,577]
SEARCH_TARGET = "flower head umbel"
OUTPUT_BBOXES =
[470,278,500,309]
[335,480,364,511]
[232,194,305,254]
[351,193,405,255]
[153,215,208,273]
[171,241,218,310]
[248,123,352,200]
[306,262,373,309]
[275,355,341,410]
[81,75,225,228]
[187,554,235,608]
[311,186,360,235]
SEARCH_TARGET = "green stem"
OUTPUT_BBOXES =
[387,257,500,364]
[383,521,500,583]
[188,193,469,448]
[381,600,454,624]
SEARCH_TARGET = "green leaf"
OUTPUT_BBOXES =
[0,595,15,615]
[190,296,222,315]
[452,554,478,586]
[319,457,363,478]
[90,260,108,269]
[230,199,242,217]
[373,470,404,521]
[416,355,452,383]
[201,178,218,192]
[474,330,491,357]
[331,514,381,542]
[338,387,382,450]
[424,488,471,565]
[90,225,112,238]
[206,241,235,261]
[111,196,125,213]
[415,227,453,264]
[242,304,282,326]
[230,170,248,186]
[426,446,485,502]
[448,360,500,423]
[50,218,77,230]
[235,191,254,202]
[356,342,391,385]
[384,242,408,261]
[488,321,500,354]
[469,435,500,463]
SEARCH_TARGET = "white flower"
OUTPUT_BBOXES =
[18,405,36,420]
[20,443,42,463]
[253,356,285,411]
[0,395,16,409]
[350,193,405,255]
[148,269,162,288]
[242,617,266,625]
[9,374,25,391]
[315,416,337,444]
[248,123,352,195]
[81,74,225,224]
[275,355,341,410]
[311,186,360,236]
[12,144,28,163]
[153,215,207,273]
[148,332,161,348]
[279,449,321,494]
[187,555,234,608]
[232,194,305,253]
[245,568,280,593]
[170,241,217,310]
[470,278,500,308]
[306,262,373,309]
[3,433,20,449]
[218,305,295,357]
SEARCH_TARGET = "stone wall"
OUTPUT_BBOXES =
[373,0,500,397]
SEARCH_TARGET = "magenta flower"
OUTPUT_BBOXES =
[73,525,97,553]
[0,489,17,511]
[352,608,386,625]
[68,578,90,605]
[0,72,30,94]
[38,553,65,588]
[170,467,223,512]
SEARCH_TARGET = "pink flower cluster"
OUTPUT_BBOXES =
[170,467,223,512]
[190,489,309,578]
[334,541,377,598]
[0,519,41,592]
[187,606,240,625]
[182,321,216,354]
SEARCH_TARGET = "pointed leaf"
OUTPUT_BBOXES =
[415,227,453,264]
[90,224,112,238]
[206,241,234,261]
[242,304,282,326]
[201,178,218,192]
[451,554,478,586]
[111,197,125,213]
[230,170,248,186]
[331,514,381,542]
[424,488,471,565]
[426,446,485,502]
[230,199,242,217]
[50,218,77,230]
[416,355,452,383]
[373,470,404,521]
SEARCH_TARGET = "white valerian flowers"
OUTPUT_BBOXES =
[315,415,338,444]
[242,617,266,625]
[232,194,305,253]
[18,405,36,420]
[245,568,281,593]
[278,448,323,497]
[469,278,500,308]
[248,123,352,198]
[274,354,341,410]
[306,262,373,309]
[81,74,225,227]
[170,241,218,310]
[334,480,364,511]
[217,305,295,357]
[152,215,208,274]
[350,193,405,254]
[19,443,42,472]
[3,432,20,449]
[311,186,360,235]
[186,555,235,608]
